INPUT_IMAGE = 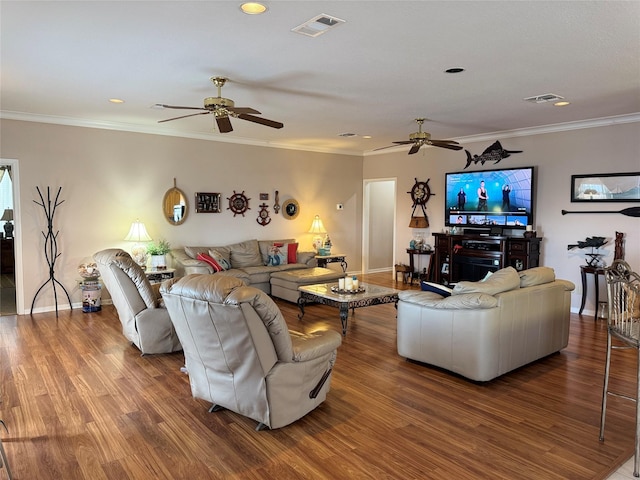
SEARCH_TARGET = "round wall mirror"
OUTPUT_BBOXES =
[163,181,188,225]
[282,198,299,220]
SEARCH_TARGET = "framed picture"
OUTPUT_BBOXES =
[259,193,269,200]
[195,192,221,213]
[571,172,640,203]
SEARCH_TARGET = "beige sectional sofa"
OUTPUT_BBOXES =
[170,238,318,294]
[396,266,575,382]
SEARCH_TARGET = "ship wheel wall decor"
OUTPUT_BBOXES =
[227,190,250,216]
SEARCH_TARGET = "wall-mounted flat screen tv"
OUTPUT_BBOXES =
[444,166,535,230]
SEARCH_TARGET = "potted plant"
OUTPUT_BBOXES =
[147,239,171,270]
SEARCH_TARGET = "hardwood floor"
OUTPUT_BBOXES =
[0,272,636,479]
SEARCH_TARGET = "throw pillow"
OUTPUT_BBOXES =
[197,253,222,272]
[452,266,521,296]
[267,244,288,266]
[285,242,298,264]
[208,249,230,271]
[259,239,295,264]
[420,281,453,297]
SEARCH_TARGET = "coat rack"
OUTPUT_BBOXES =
[31,186,72,317]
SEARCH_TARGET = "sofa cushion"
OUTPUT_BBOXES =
[398,290,498,309]
[420,281,453,297]
[229,239,263,268]
[519,266,556,287]
[259,239,295,264]
[452,266,520,296]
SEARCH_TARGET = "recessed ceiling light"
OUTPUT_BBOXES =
[445,68,465,74]
[554,101,571,107]
[362,135,372,139]
[109,98,124,104]
[240,2,267,15]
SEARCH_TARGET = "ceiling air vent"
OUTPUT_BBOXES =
[292,14,346,38]
[523,93,565,104]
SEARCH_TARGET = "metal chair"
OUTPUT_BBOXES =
[599,260,640,477]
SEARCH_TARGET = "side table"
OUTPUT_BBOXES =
[406,249,434,285]
[146,268,176,285]
[315,254,347,273]
[579,265,605,320]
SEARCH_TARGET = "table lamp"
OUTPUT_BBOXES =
[124,219,152,269]
[308,215,327,252]
[1,209,13,238]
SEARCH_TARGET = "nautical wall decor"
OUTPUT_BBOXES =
[464,141,523,169]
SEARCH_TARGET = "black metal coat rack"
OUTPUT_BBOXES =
[31,186,72,316]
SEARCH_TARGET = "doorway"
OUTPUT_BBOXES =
[0,160,18,315]
[362,178,396,273]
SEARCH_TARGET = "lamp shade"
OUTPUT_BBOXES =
[1,209,13,222]
[124,220,152,242]
[308,215,327,234]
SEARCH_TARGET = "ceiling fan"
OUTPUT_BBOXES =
[376,118,463,154]
[155,76,284,133]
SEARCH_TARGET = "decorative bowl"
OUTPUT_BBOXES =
[78,262,100,279]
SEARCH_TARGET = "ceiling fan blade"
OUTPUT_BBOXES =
[159,111,211,123]
[237,114,284,129]
[392,140,414,145]
[431,139,460,145]
[228,106,261,115]
[408,144,421,155]
[430,141,463,151]
[155,104,208,111]
[216,116,233,133]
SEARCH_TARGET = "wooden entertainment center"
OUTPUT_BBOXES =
[432,232,542,285]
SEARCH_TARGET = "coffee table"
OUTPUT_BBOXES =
[297,282,399,335]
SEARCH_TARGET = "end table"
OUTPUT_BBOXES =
[315,254,347,273]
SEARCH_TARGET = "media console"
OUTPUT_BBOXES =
[433,233,542,285]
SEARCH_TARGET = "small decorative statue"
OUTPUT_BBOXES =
[567,236,608,267]
[614,231,625,261]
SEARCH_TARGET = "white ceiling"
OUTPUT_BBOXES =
[1,1,639,156]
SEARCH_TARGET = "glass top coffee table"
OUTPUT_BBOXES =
[297,282,399,336]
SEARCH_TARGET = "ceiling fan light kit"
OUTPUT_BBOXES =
[375,118,463,154]
[157,76,283,133]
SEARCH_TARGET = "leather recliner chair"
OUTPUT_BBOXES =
[160,274,342,430]
[94,248,182,355]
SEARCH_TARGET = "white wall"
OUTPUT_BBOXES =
[1,118,638,316]
[0,119,363,313]
[363,121,640,315]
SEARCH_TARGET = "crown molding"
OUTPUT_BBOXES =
[364,113,640,156]
[2,110,639,157]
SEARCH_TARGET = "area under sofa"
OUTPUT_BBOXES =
[396,266,575,382]
[170,238,322,295]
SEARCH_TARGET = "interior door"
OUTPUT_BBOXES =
[363,179,396,273]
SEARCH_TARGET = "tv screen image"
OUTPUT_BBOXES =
[444,166,535,229]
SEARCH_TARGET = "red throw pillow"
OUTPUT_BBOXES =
[287,242,298,264]
[197,252,222,272]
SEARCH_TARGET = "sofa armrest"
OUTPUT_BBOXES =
[297,251,318,268]
[290,330,342,362]
[170,249,214,275]
[398,290,498,309]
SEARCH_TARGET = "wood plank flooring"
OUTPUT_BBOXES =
[0,272,636,479]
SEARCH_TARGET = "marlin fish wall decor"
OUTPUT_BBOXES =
[464,141,523,169]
